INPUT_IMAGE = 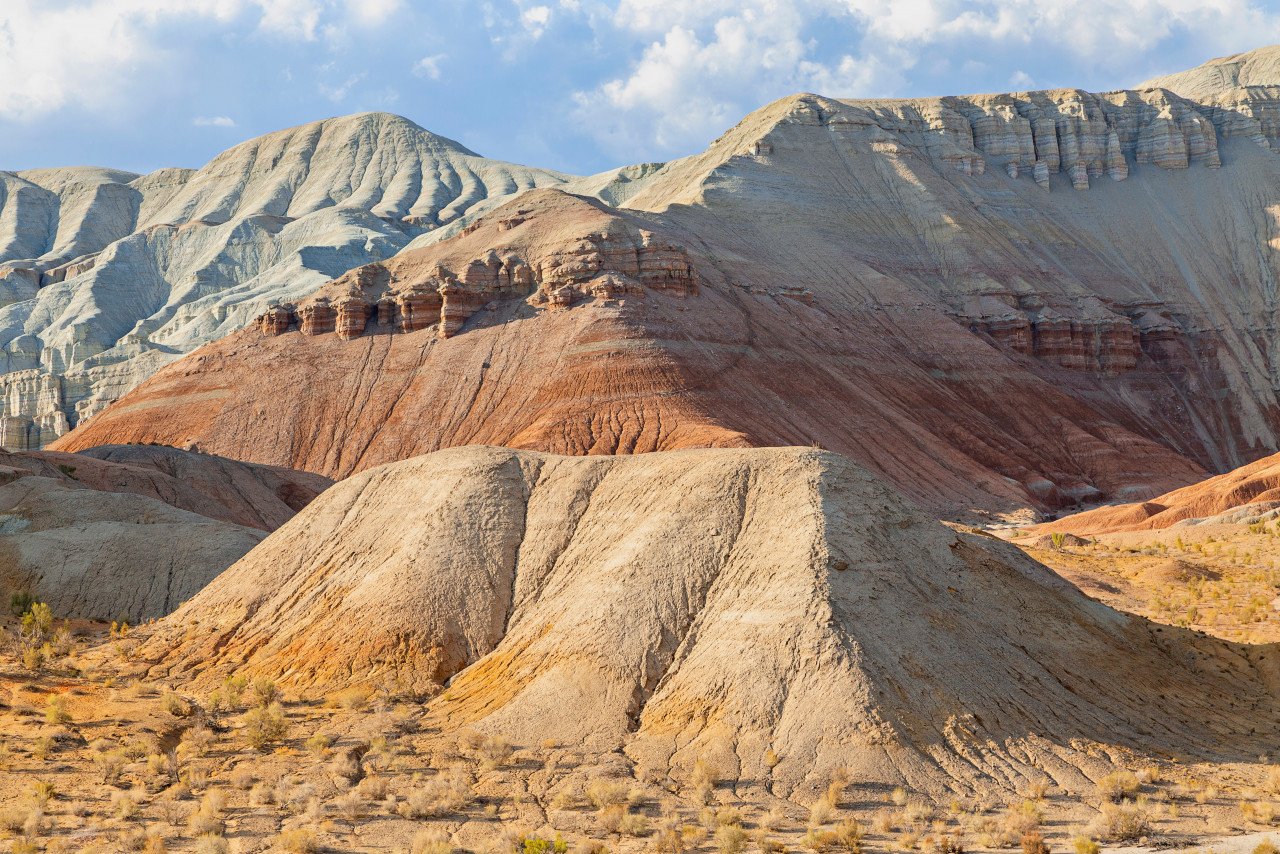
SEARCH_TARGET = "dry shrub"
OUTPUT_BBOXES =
[1071,835,1100,854]
[412,830,456,854]
[1087,802,1151,842]
[399,769,473,818]
[1095,771,1140,803]
[276,828,318,853]
[1020,832,1049,854]
[714,824,748,854]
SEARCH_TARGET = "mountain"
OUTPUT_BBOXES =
[0,113,569,448]
[55,47,1280,516]
[0,444,331,621]
[137,445,1279,799]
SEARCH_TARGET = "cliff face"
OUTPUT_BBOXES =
[0,114,568,448]
[51,48,1280,515]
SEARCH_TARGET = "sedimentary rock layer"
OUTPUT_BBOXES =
[138,445,1280,800]
[54,47,1280,514]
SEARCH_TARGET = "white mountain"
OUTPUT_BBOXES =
[0,112,569,448]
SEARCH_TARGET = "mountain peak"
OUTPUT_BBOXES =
[1139,44,1280,99]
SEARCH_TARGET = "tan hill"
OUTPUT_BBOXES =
[0,114,569,449]
[136,445,1279,800]
[1038,450,1280,534]
[53,47,1280,516]
[0,445,330,621]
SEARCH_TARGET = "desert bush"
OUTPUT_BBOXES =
[243,702,288,750]
[810,798,835,827]
[111,788,140,820]
[519,834,570,854]
[1087,802,1151,842]
[142,832,167,854]
[162,691,192,718]
[587,778,630,809]
[181,723,215,757]
[714,823,748,854]
[20,601,52,641]
[44,693,69,724]
[250,677,280,707]
[803,819,863,852]
[228,764,256,791]
[328,686,372,711]
[1070,835,1100,854]
[1020,832,1049,854]
[411,830,456,854]
[399,769,473,818]
[1254,842,1279,854]
[1095,771,1140,803]
[476,734,514,771]
[31,735,53,761]
[619,810,651,837]
[9,590,34,617]
[276,828,318,853]
[305,731,333,757]
[192,836,228,854]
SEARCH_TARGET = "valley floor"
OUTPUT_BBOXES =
[1,615,1278,854]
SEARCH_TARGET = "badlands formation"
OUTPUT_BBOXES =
[55,45,1280,515]
[0,114,566,448]
[4,46,1280,854]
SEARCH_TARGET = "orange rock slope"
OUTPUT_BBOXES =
[1040,450,1280,534]
[58,71,1280,515]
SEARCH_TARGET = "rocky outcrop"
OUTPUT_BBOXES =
[0,113,570,448]
[140,446,1279,798]
[255,205,698,341]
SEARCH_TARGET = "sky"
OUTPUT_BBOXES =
[3,0,1280,177]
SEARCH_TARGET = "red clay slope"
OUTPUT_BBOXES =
[1041,450,1280,534]
[55,187,1204,516]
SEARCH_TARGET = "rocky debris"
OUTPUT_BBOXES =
[1042,449,1280,534]
[0,113,570,448]
[141,445,1280,798]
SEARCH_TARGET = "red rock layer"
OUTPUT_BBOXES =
[56,191,1211,516]
[1041,450,1280,534]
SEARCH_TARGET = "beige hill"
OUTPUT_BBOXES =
[138,446,1279,799]
[0,445,331,621]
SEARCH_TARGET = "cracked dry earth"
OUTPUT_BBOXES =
[1,446,1274,851]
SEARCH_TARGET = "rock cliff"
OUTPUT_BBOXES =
[0,113,568,448]
[137,446,1280,799]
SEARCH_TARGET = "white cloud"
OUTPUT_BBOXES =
[319,72,367,102]
[521,4,552,37]
[192,115,236,126]
[1008,70,1036,90]
[0,0,406,121]
[572,0,1280,159]
[413,53,447,80]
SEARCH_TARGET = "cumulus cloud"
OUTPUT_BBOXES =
[0,0,403,121]
[413,53,447,80]
[571,0,1280,159]
[192,115,236,127]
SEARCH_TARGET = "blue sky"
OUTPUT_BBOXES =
[3,0,1280,177]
